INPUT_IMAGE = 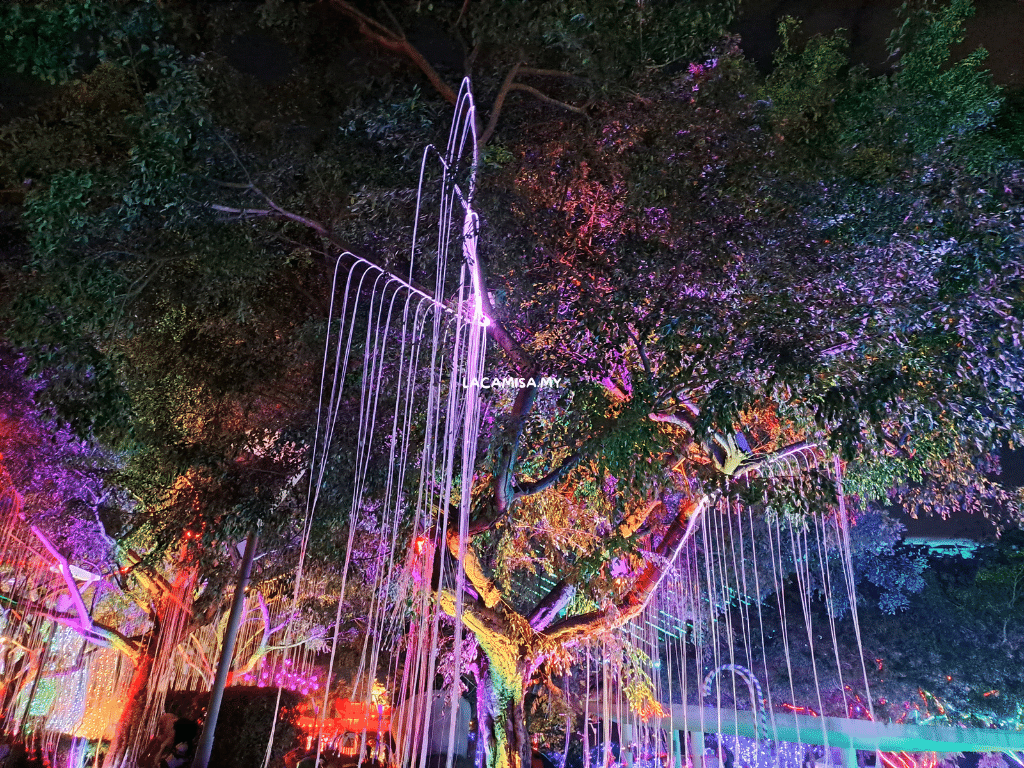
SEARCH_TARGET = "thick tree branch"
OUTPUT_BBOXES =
[514,447,586,498]
[479,289,535,377]
[325,0,458,105]
[616,497,662,541]
[625,327,653,382]
[324,2,587,145]
[526,580,575,631]
[506,84,587,115]
[119,549,183,612]
[601,377,629,402]
[492,382,541,518]
[647,411,696,433]
[542,496,708,644]
[446,529,503,608]
[479,62,524,148]
[438,590,515,651]
[31,526,95,636]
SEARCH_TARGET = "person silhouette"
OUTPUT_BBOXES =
[158,719,200,768]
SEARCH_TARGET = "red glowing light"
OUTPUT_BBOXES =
[780,702,820,717]
[413,536,428,555]
[983,689,1000,697]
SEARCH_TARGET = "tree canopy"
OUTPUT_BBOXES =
[1,1,1023,766]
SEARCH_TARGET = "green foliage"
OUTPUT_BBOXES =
[762,17,850,148]
[594,394,672,488]
[0,61,140,188]
[837,0,1002,174]
[874,0,1001,150]
[762,0,1003,175]
[24,169,96,255]
[340,85,449,176]
[119,67,210,228]
[466,0,738,81]
[742,468,838,525]
[0,1,347,583]
[0,1,104,83]
[255,0,311,37]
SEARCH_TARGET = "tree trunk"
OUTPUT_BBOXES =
[103,644,156,768]
[103,571,193,768]
[478,663,531,768]
[471,630,533,768]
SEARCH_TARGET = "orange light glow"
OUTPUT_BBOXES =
[638,701,667,723]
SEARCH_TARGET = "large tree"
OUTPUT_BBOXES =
[2,3,1023,768]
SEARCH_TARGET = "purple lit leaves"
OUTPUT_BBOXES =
[244,656,325,697]
[0,346,121,570]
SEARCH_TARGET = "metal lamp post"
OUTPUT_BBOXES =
[193,531,258,768]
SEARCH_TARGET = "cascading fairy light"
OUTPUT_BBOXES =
[566,453,895,768]
[0,77,478,763]
[0,84,1018,768]
[260,79,486,768]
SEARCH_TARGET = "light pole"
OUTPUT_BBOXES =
[193,531,258,768]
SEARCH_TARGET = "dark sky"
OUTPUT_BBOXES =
[896,446,1023,543]
[733,0,1024,87]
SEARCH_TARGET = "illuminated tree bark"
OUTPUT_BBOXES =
[440,492,710,768]
[103,644,156,768]
[102,568,194,768]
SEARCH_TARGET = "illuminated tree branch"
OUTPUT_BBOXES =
[324,0,459,106]
[0,592,141,660]
[514,448,586,498]
[648,411,696,433]
[446,529,504,608]
[30,525,95,636]
[543,496,708,644]
[526,580,575,632]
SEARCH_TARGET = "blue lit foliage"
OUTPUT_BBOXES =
[853,531,1024,725]
[707,500,926,617]
[847,508,928,614]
